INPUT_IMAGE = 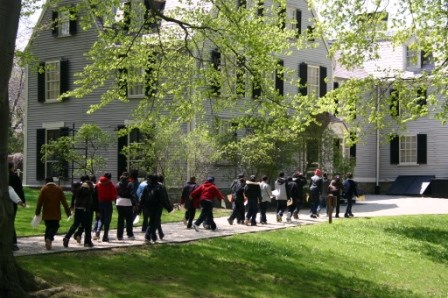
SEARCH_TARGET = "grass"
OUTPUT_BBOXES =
[16,188,231,236]
[17,214,448,298]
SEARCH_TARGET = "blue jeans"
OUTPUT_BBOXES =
[276,200,287,216]
[259,201,269,223]
[345,196,354,215]
[194,200,216,230]
[245,199,258,224]
[97,201,113,240]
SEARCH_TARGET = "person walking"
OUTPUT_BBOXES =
[274,172,289,222]
[180,176,198,229]
[329,175,343,218]
[9,162,26,251]
[227,175,246,225]
[63,175,94,248]
[318,173,330,215]
[259,175,272,224]
[140,174,173,243]
[94,173,117,242]
[137,176,149,232]
[191,177,225,232]
[309,169,323,218]
[244,175,262,226]
[343,173,358,218]
[286,172,306,222]
[35,177,71,250]
[116,174,137,240]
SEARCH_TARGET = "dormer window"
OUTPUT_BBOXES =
[406,47,419,69]
[52,7,77,37]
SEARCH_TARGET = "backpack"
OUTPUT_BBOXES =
[141,184,160,206]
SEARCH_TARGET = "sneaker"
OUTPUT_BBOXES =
[102,237,109,242]
[144,238,153,244]
[227,218,234,225]
[12,244,19,251]
[276,215,282,222]
[45,239,52,250]
[204,224,211,230]
[63,237,69,248]
[335,214,339,218]
[344,214,350,218]
[349,213,354,217]
[310,214,317,218]
[286,218,292,223]
[244,220,250,226]
[250,223,257,226]
[117,237,123,241]
[192,223,199,232]
[84,243,94,248]
[127,236,135,240]
[74,234,81,244]
[92,232,100,241]
[293,212,299,219]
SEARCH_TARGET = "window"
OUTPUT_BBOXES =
[390,134,427,165]
[128,68,145,98]
[291,9,302,35]
[36,126,69,180]
[307,65,319,97]
[279,6,286,30]
[256,0,264,17]
[52,7,77,37]
[143,0,166,30]
[118,126,149,177]
[399,136,417,164]
[406,47,419,69]
[274,60,284,96]
[306,26,315,41]
[210,49,221,95]
[38,60,69,103]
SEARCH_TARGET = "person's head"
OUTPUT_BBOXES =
[119,175,128,182]
[8,162,14,172]
[45,177,54,184]
[292,171,301,178]
[148,174,158,184]
[189,176,196,183]
[157,174,164,183]
[89,175,97,183]
[129,169,138,179]
[334,175,341,182]
[80,175,89,182]
[121,171,129,178]
[249,175,256,182]
[346,172,353,179]
[279,172,285,178]
[237,173,244,179]
[104,172,112,179]
[323,172,328,179]
[206,176,215,183]
[262,175,269,182]
[315,169,322,177]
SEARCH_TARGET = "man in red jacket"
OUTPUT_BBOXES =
[191,177,225,232]
[94,173,117,242]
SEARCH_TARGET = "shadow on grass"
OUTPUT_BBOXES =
[19,231,423,298]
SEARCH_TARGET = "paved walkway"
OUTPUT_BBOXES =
[13,195,448,257]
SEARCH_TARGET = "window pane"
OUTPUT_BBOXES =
[399,135,417,163]
[59,10,70,37]
[307,66,319,97]
[45,61,60,101]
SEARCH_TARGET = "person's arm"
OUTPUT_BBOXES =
[61,190,71,217]
[35,188,44,215]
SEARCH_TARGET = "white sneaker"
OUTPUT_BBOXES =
[127,236,135,240]
[192,223,199,232]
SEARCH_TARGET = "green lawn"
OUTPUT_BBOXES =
[17,213,448,298]
[16,188,230,236]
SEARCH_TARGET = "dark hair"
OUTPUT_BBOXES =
[8,162,14,170]
[279,172,285,177]
[250,175,256,182]
[121,171,129,178]
[45,177,54,183]
[119,175,128,182]
[157,174,164,183]
[262,175,268,181]
[346,172,353,179]
[237,173,244,179]
[148,174,158,184]
[189,176,196,182]
[80,175,90,182]
[89,175,97,183]
[104,173,112,179]
[130,169,138,179]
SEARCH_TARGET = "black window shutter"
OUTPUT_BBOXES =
[279,7,286,30]
[296,9,302,35]
[52,11,59,36]
[333,81,339,89]
[123,1,131,32]
[117,126,128,178]
[256,0,264,16]
[390,135,399,164]
[236,55,245,97]
[319,66,327,97]
[38,62,46,102]
[252,76,261,99]
[59,127,70,178]
[350,144,356,159]
[69,9,77,35]
[118,67,128,97]
[417,134,427,164]
[60,59,69,99]
[211,49,221,95]
[307,26,315,41]
[36,129,46,180]
[145,54,156,98]
[299,62,308,95]
[390,88,400,116]
[275,60,284,96]
[417,88,427,106]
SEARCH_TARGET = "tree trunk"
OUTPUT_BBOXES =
[0,0,34,296]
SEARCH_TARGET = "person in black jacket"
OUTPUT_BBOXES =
[286,172,307,222]
[180,176,198,229]
[244,175,262,226]
[343,173,358,218]
[9,162,26,251]
[227,175,246,225]
[141,174,173,243]
[63,175,94,248]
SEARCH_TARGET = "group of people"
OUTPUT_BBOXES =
[179,170,360,231]
[34,171,174,249]
[11,166,358,251]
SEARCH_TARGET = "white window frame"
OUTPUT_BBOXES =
[128,67,145,98]
[58,9,71,37]
[45,60,61,102]
[399,135,417,165]
[406,46,420,69]
[307,65,320,97]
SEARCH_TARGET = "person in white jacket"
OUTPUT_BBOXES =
[259,176,272,224]
[274,172,289,222]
